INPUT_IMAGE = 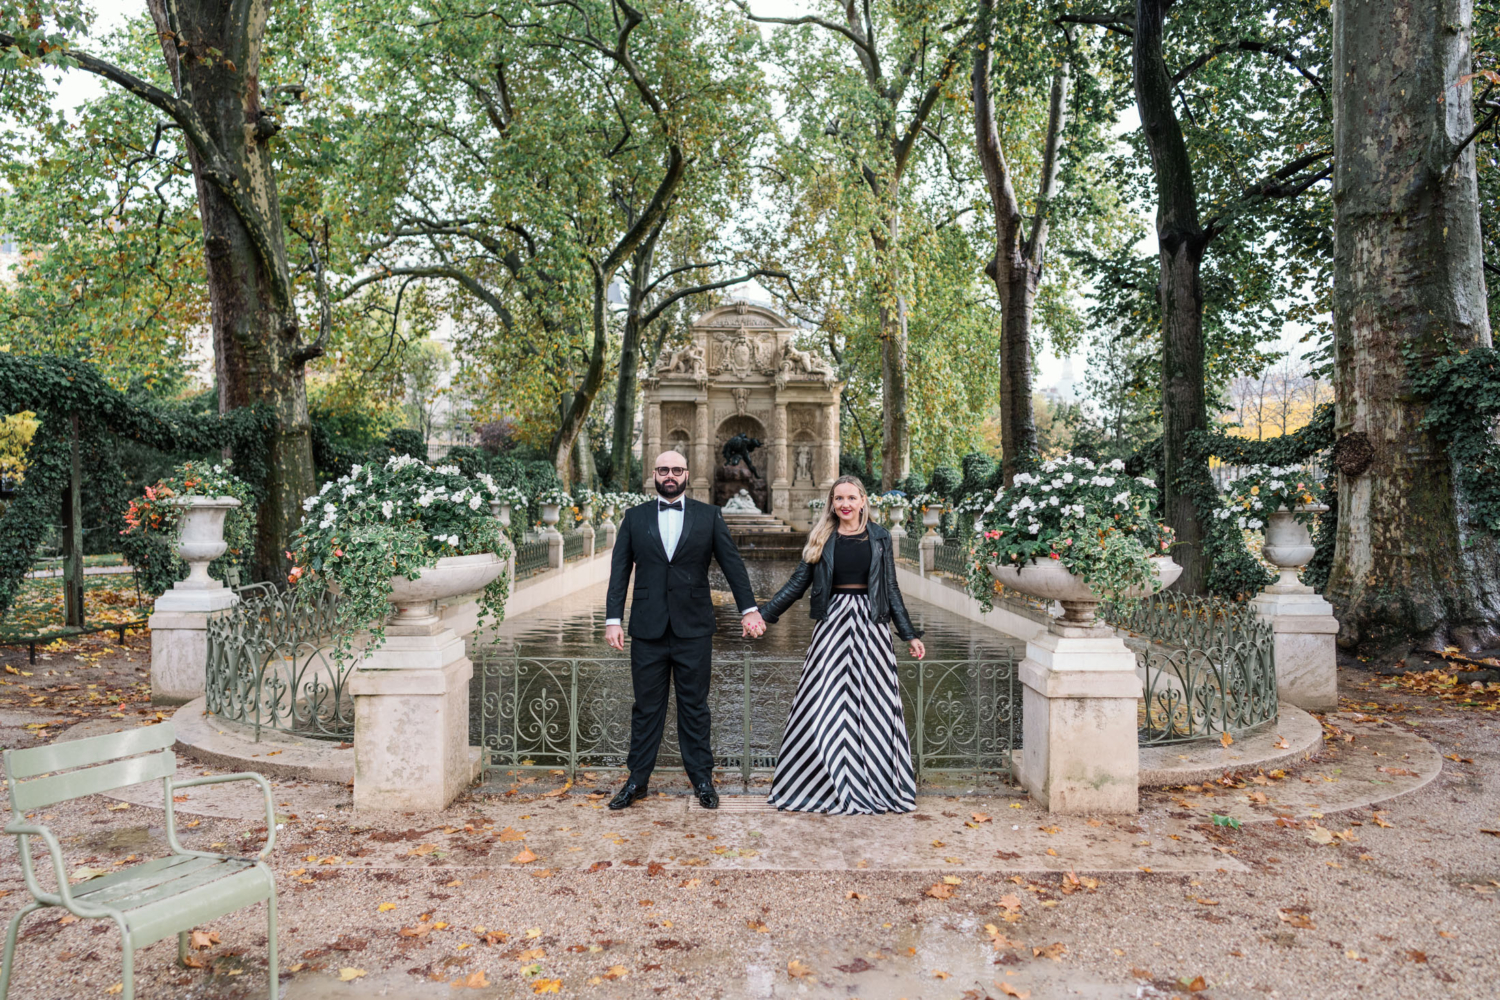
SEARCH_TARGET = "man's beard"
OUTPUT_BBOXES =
[656,477,687,499]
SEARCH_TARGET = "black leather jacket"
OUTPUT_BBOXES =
[760,521,923,641]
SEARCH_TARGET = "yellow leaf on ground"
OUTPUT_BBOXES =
[999,983,1031,998]
[457,970,489,988]
[933,969,951,979]
[972,812,992,823]
[604,965,629,979]
[998,894,1023,912]
[924,883,955,899]
[189,930,219,950]
[532,979,561,994]
[1033,942,1066,960]
[105,984,123,995]
[408,843,438,857]
[518,948,545,962]
[107,802,130,811]
[984,924,1023,951]
[942,875,962,885]
[513,848,538,864]
[1220,732,1233,748]
[846,891,868,900]
[445,879,463,888]
[787,959,814,978]
[337,968,366,982]
[497,826,525,841]
[378,902,397,912]
[747,919,769,933]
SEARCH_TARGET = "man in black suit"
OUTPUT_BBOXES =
[604,450,764,809]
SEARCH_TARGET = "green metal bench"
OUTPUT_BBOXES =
[1,723,278,1000]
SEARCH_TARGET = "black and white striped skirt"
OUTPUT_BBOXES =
[768,592,917,815]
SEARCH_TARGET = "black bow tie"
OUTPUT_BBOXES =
[658,500,683,512]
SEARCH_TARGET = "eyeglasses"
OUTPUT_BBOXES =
[654,466,688,477]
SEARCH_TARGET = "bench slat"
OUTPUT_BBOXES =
[82,858,252,911]
[72,855,215,903]
[5,724,175,779]
[10,751,175,811]
[124,866,273,949]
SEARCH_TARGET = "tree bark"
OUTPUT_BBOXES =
[1135,0,1211,593]
[146,0,314,583]
[1325,0,1500,655]
[974,3,1070,485]
[874,207,912,490]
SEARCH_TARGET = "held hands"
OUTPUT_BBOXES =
[742,610,767,639]
[605,623,625,651]
[907,638,926,660]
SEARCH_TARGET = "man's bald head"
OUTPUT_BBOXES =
[653,450,689,499]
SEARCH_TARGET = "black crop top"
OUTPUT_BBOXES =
[831,531,871,588]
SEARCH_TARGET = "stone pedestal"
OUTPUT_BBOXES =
[149,582,239,705]
[1252,586,1339,712]
[580,521,596,558]
[601,520,617,549]
[350,618,479,811]
[919,534,941,577]
[1018,622,1141,814]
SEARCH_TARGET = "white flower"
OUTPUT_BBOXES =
[436,464,460,475]
[1028,522,1042,535]
[323,502,337,515]
[1237,515,1248,529]
[1108,459,1126,471]
[1112,491,1132,507]
[381,500,394,519]
[350,464,363,478]
[469,494,483,510]
[320,482,333,495]
[1061,473,1074,484]
[1136,476,1156,488]
[1248,518,1263,529]
[302,496,317,512]
[1049,495,1059,506]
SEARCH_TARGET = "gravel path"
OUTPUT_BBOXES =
[1,656,1495,1000]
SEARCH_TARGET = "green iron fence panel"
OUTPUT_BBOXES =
[204,583,351,741]
[898,534,922,564]
[514,540,551,579]
[1103,592,1278,744]
[562,531,586,562]
[472,651,1018,791]
[932,539,969,578]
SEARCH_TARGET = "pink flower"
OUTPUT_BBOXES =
[333,548,344,558]
[1049,552,1060,560]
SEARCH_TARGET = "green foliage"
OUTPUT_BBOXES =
[288,456,512,663]
[1412,348,1500,533]
[926,466,964,502]
[0,353,278,619]
[119,461,258,598]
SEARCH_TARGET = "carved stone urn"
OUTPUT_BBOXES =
[1261,504,1328,591]
[165,496,241,591]
[988,555,1183,627]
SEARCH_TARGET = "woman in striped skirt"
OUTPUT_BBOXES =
[759,476,925,814]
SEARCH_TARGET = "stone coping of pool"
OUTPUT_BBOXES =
[1137,703,1323,786]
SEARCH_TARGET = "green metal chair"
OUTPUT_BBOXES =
[1,723,278,1000]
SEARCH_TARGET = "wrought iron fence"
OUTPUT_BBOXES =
[898,533,922,564]
[1102,592,1278,744]
[514,539,551,579]
[204,583,352,741]
[932,538,970,578]
[562,530,587,562]
[472,651,1019,790]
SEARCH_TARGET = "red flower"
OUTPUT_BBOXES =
[333,548,344,558]
[1049,552,1060,560]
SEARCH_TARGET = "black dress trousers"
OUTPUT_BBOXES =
[626,622,715,784]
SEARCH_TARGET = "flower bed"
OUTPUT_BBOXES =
[966,456,1175,610]
[1216,464,1323,528]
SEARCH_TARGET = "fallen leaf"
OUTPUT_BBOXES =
[408,843,438,857]
[1377,766,1419,777]
[846,891,868,900]
[984,924,1022,950]
[337,968,365,982]
[445,879,463,888]
[456,970,489,988]
[181,954,208,969]
[497,826,525,842]
[998,894,1023,912]
[70,867,109,883]
[532,979,561,994]
[1130,967,1153,979]
[787,959,814,979]
[1033,942,1066,961]
[1273,735,1291,749]
[933,969,951,979]
[999,983,1031,999]
[942,875,962,886]
[543,781,573,797]
[1307,825,1335,845]
[398,925,432,938]
[105,985,123,996]
[1278,908,1315,929]
[604,965,628,979]
[518,947,545,961]
[512,849,538,864]
[747,919,769,933]
[1220,732,1233,748]
[971,812,992,824]
[1405,950,1428,963]
[1182,975,1208,991]
[378,902,397,913]
[924,883,955,899]
[190,930,220,950]
[107,802,130,811]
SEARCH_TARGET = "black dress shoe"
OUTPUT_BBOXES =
[694,781,719,810]
[608,781,648,810]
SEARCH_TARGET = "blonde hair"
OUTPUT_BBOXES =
[802,475,870,563]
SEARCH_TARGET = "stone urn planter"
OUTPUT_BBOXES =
[921,507,943,533]
[1261,503,1327,589]
[868,505,885,527]
[165,495,241,590]
[539,503,562,529]
[490,500,512,529]
[386,553,508,627]
[988,555,1183,626]
[887,504,909,535]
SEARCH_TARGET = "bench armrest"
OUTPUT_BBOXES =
[165,772,278,860]
[2,820,97,915]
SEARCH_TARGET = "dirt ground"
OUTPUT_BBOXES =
[1,642,1497,1000]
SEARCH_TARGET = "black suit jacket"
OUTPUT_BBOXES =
[606,498,757,640]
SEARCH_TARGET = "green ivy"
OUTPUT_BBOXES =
[0,353,277,619]
[1412,347,1500,532]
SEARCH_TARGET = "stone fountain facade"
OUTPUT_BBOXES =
[641,303,842,529]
